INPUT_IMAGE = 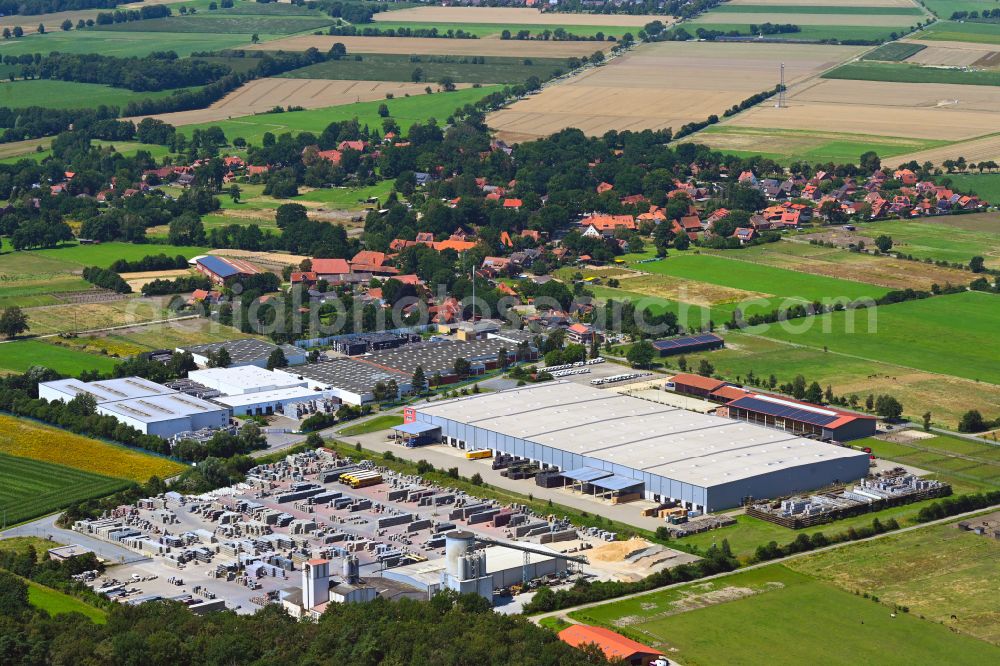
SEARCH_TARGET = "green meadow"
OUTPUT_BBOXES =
[278,53,570,85]
[686,21,905,42]
[852,216,1000,267]
[26,579,107,623]
[0,30,262,58]
[0,79,194,111]
[824,61,1000,86]
[752,290,1000,384]
[710,4,924,15]
[568,564,1000,666]
[0,340,121,376]
[370,21,633,38]
[918,20,1000,44]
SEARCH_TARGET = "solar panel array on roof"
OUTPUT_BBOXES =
[729,396,839,427]
[197,256,240,279]
[652,334,723,351]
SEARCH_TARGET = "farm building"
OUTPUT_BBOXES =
[667,373,751,403]
[276,358,411,406]
[410,381,869,512]
[192,255,261,285]
[39,377,229,438]
[652,333,724,356]
[178,339,307,369]
[719,393,877,442]
[557,625,663,666]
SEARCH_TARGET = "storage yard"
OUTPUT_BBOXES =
[72,448,693,614]
[411,381,871,512]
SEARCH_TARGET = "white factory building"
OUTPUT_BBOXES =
[187,366,333,417]
[382,531,568,600]
[39,377,229,438]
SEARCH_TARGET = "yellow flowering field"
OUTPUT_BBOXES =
[0,415,185,483]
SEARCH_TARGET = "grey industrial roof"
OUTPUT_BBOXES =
[211,386,326,408]
[591,475,645,492]
[417,381,867,488]
[562,467,613,483]
[42,377,175,404]
[179,339,302,365]
[99,392,226,423]
[392,422,441,436]
[366,339,516,377]
[280,358,408,394]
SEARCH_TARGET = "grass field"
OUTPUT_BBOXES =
[632,252,890,318]
[940,173,1000,202]
[922,0,1000,17]
[824,61,1000,86]
[862,41,928,60]
[0,414,186,482]
[788,520,1000,644]
[687,21,907,41]
[0,80,197,110]
[0,30,261,58]
[686,125,946,163]
[338,414,404,436]
[856,434,1000,488]
[673,488,981,556]
[278,53,571,84]
[0,340,121,376]
[0,452,128,526]
[178,85,498,144]
[711,4,924,14]
[368,21,634,38]
[26,578,107,623]
[752,290,1000,384]
[665,331,1000,427]
[95,15,334,34]
[568,564,1000,665]
[848,216,1000,267]
[2,241,209,269]
[919,20,1000,44]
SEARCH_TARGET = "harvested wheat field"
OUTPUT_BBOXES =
[729,78,1000,141]
[128,78,457,126]
[890,133,1000,165]
[246,35,602,57]
[373,6,670,26]
[489,41,863,142]
[903,41,1000,67]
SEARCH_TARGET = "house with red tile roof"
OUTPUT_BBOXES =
[579,214,636,233]
[596,181,614,194]
[502,198,522,209]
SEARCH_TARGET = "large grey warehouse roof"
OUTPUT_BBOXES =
[178,339,301,365]
[98,393,224,423]
[366,339,517,376]
[282,358,408,393]
[417,381,866,488]
[42,377,175,403]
